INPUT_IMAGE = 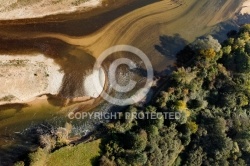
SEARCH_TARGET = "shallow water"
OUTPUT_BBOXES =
[0,1,159,164]
[0,0,245,164]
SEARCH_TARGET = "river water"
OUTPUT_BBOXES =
[0,1,160,164]
[0,0,246,164]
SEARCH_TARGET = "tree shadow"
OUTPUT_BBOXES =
[210,13,250,42]
[236,13,250,26]
[210,20,239,42]
[91,156,101,166]
[129,34,188,78]
[153,34,188,76]
[154,34,188,58]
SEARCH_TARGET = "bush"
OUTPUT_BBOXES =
[29,148,48,166]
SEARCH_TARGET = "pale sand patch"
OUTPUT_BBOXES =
[0,0,242,103]
[0,0,102,20]
[240,0,250,14]
[0,54,106,105]
[0,54,64,104]
[83,68,105,98]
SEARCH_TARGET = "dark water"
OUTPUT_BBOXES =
[0,0,157,36]
[0,0,246,164]
[0,1,159,165]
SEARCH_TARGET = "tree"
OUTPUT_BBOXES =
[200,48,216,59]
[235,51,250,73]
[191,35,221,52]
[187,121,198,134]
[183,147,204,166]
[98,24,250,166]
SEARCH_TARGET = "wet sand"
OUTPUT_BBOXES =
[24,0,243,71]
[0,0,244,118]
[0,0,246,164]
[0,0,244,129]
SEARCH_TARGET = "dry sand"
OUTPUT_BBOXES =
[83,68,105,98]
[0,0,245,105]
[0,54,64,105]
[240,0,250,14]
[0,0,102,20]
[0,53,105,105]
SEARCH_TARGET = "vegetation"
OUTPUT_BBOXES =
[16,24,250,166]
[46,139,101,166]
[28,148,48,166]
[98,25,250,165]
[15,138,100,166]
[0,95,15,101]
[14,123,73,166]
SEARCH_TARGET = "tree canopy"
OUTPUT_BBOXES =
[98,25,250,166]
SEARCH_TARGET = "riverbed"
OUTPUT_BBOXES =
[0,0,247,164]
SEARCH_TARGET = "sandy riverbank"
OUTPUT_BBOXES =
[240,0,250,14]
[0,54,64,105]
[0,0,243,105]
[0,0,102,20]
[0,54,105,105]
[31,0,243,72]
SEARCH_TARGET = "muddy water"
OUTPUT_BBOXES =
[0,1,160,164]
[0,0,159,133]
[0,0,244,164]
[0,0,155,113]
[0,38,97,153]
[0,0,156,36]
